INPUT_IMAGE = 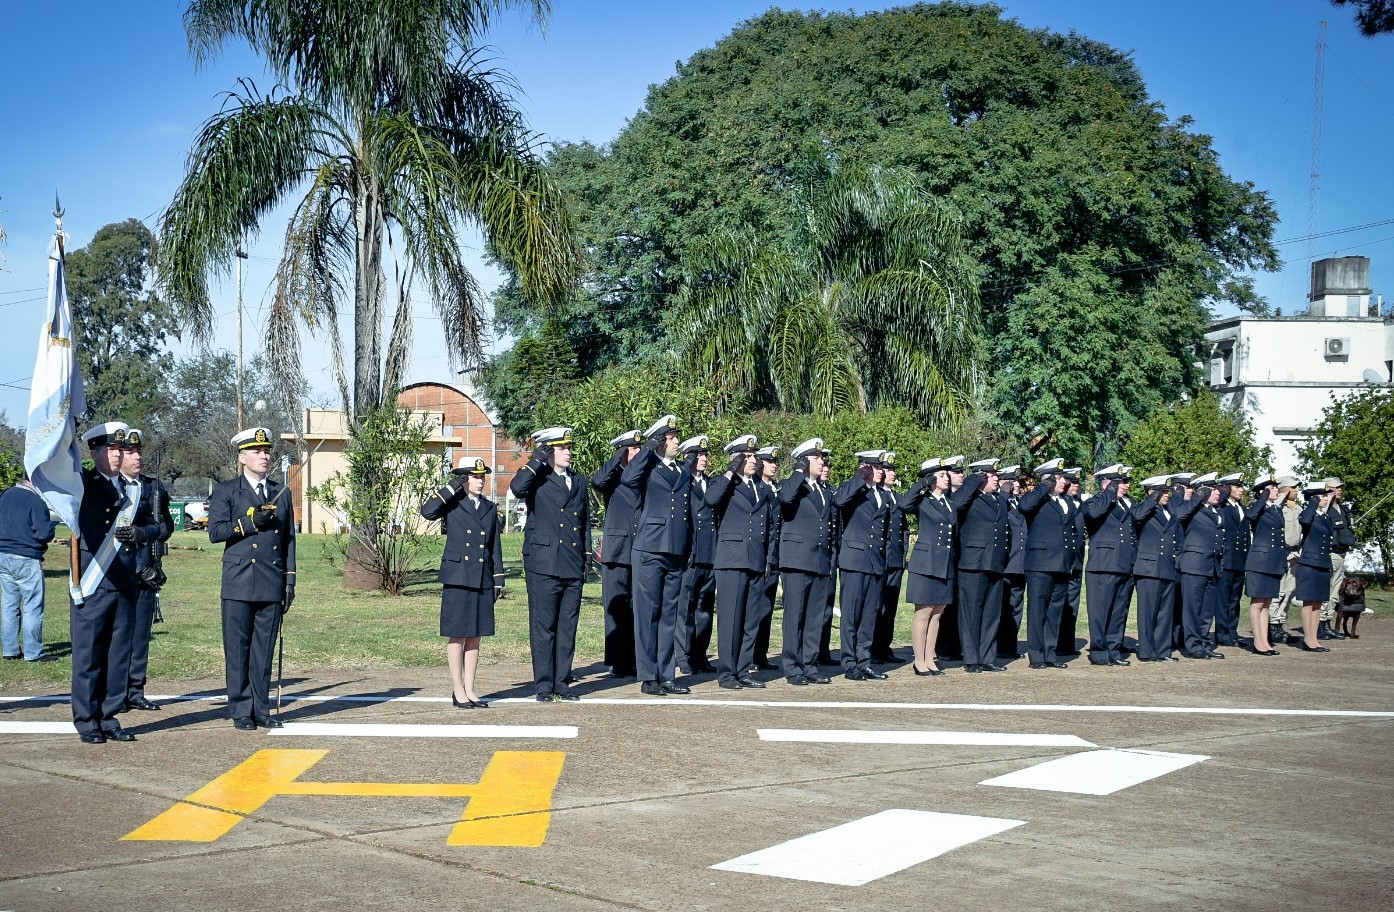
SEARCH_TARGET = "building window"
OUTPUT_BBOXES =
[1210,343,1234,387]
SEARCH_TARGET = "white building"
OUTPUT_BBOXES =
[1205,256,1393,478]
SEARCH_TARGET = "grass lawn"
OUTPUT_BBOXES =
[3,530,1388,691]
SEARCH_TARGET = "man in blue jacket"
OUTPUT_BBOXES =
[1174,472,1227,660]
[834,449,892,680]
[952,458,1011,673]
[0,472,58,663]
[705,435,773,689]
[592,429,644,678]
[1131,475,1182,662]
[676,435,717,674]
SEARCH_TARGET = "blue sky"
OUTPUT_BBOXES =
[1,1,1390,424]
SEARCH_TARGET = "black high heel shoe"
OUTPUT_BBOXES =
[452,693,475,708]
[912,663,945,677]
[469,699,490,708]
[1298,642,1330,653]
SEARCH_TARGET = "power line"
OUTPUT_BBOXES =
[1273,217,1394,245]
[0,296,44,309]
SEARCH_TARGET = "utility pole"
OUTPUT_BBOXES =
[235,243,249,431]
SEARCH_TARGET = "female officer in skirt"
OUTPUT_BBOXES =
[422,457,504,707]
[1294,481,1336,654]
[898,458,956,676]
[1243,475,1292,656]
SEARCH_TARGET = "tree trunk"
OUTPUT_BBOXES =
[353,173,385,422]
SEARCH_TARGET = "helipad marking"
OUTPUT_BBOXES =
[758,729,1094,747]
[269,722,576,739]
[980,748,1209,795]
[712,809,1025,885]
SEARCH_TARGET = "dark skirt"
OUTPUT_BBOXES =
[905,571,954,606]
[440,585,496,638]
[1292,563,1331,604]
[1245,570,1282,600]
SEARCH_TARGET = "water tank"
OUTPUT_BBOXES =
[1309,257,1371,300]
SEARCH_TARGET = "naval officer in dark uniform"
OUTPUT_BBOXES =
[1131,474,1182,662]
[996,466,1028,659]
[510,426,591,701]
[1175,472,1227,659]
[705,434,773,689]
[1214,473,1249,647]
[1057,467,1086,656]
[422,456,504,708]
[624,414,694,695]
[208,427,297,729]
[70,422,140,743]
[871,453,907,664]
[1018,458,1083,669]
[951,458,1010,673]
[1243,475,1290,656]
[676,434,717,674]
[592,429,644,678]
[750,444,782,670]
[777,438,835,685]
[1082,464,1139,666]
[834,450,893,680]
[118,428,173,712]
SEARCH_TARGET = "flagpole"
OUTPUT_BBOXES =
[51,195,82,589]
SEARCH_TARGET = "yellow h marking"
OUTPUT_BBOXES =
[123,749,565,847]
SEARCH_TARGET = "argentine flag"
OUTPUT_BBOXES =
[24,238,87,532]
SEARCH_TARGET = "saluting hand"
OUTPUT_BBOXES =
[448,473,469,491]
[727,455,745,476]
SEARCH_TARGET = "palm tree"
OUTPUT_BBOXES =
[675,160,981,426]
[157,0,579,421]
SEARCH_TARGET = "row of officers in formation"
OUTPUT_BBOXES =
[66,422,294,743]
[422,414,1358,706]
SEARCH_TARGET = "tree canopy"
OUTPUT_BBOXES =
[486,2,1278,463]
[1118,392,1273,482]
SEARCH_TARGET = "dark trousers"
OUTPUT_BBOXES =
[937,585,961,659]
[1086,571,1133,662]
[752,572,780,663]
[872,569,903,657]
[1134,576,1177,660]
[998,574,1025,656]
[70,582,136,734]
[957,569,1004,667]
[526,572,582,695]
[632,550,684,684]
[676,564,715,671]
[221,597,280,720]
[1171,583,1186,650]
[715,569,763,683]
[127,586,159,700]
[818,569,837,661]
[1179,571,1218,656]
[1058,571,1083,652]
[780,570,830,677]
[1025,570,1070,665]
[600,561,635,674]
[838,569,881,671]
[1213,568,1244,643]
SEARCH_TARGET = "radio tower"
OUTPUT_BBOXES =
[1307,20,1326,266]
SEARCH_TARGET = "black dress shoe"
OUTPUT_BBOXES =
[606,669,636,679]
[844,667,868,681]
[694,662,719,673]
[807,672,832,684]
[28,654,59,663]
[1138,657,1164,662]
[1183,651,1211,660]
[452,693,473,708]
[754,660,777,670]
[1050,661,1069,669]
[982,663,1007,672]
[1108,658,1131,667]
[1250,648,1279,656]
[79,730,107,744]
[1029,662,1050,670]
[816,654,835,665]
[869,652,897,663]
[233,717,257,730]
[1215,638,1240,647]
[535,693,556,702]
[103,727,136,742]
[737,677,767,689]
[127,695,161,711]
[911,664,943,676]
[1299,642,1330,653]
[718,679,744,690]
[661,680,691,695]
[554,691,580,702]
[863,668,889,680]
[253,714,284,729]
[787,674,811,686]
[1207,650,1226,659]
[639,682,666,696]
[965,664,983,673]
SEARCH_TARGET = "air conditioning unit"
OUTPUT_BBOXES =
[1324,337,1350,360]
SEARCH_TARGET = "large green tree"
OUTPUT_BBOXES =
[675,159,980,425]
[157,0,579,423]
[1119,392,1272,483]
[489,3,1278,462]
[65,219,178,431]
[1298,387,1394,576]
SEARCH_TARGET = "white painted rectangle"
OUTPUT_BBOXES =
[268,722,577,739]
[0,721,74,734]
[980,748,1208,795]
[758,728,1093,747]
[712,809,1024,886]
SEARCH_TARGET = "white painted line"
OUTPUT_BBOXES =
[980,748,1209,795]
[758,729,1094,747]
[0,721,73,734]
[268,722,577,739]
[712,809,1024,886]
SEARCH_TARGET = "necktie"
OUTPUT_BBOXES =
[813,481,824,507]
[564,473,572,491]
[257,482,267,501]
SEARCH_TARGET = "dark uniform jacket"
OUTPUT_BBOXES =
[834,476,891,575]
[130,475,174,550]
[1005,496,1027,576]
[761,479,781,571]
[422,483,504,590]
[76,469,139,587]
[1017,483,1083,574]
[883,486,909,572]
[509,457,591,580]
[951,473,1009,574]
[1245,499,1288,577]
[622,448,693,558]
[705,475,773,572]
[208,475,297,601]
[777,472,835,575]
[899,481,956,580]
[1083,487,1139,574]
[592,451,641,567]
[1221,499,1250,571]
[1296,499,1333,570]
[1131,493,1180,581]
[1175,491,1225,578]
[688,473,717,567]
